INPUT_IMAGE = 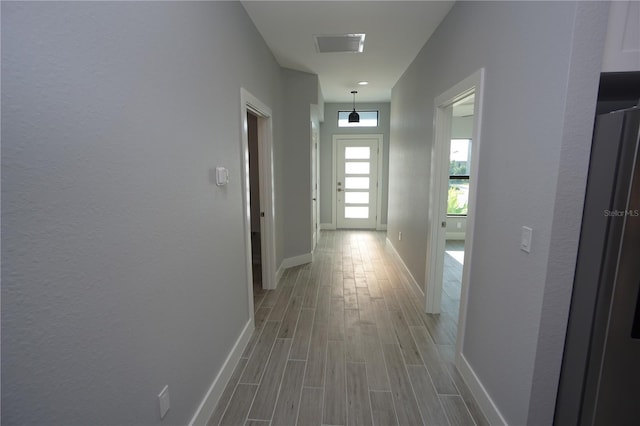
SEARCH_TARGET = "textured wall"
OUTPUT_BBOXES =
[528,2,608,423]
[1,2,287,424]
[387,1,607,423]
[319,102,391,225]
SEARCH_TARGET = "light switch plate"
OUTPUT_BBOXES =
[521,226,533,253]
[215,167,229,186]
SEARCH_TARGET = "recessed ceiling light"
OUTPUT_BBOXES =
[358,81,369,86]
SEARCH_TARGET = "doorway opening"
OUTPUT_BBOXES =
[247,111,263,295]
[425,69,484,361]
[441,93,474,343]
[240,88,277,323]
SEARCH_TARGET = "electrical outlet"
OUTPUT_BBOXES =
[398,231,402,241]
[457,222,462,229]
[158,385,170,419]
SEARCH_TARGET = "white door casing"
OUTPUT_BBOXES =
[426,69,484,363]
[240,88,277,323]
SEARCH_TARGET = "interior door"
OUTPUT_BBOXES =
[335,137,379,229]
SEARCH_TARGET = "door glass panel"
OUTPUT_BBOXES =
[345,177,369,189]
[345,147,370,159]
[345,162,370,174]
[345,192,369,204]
[345,206,369,218]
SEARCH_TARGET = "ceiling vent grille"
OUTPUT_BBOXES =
[314,34,365,53]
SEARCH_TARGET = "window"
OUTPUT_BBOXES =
[338,110,379,127]
[448,139,471,216]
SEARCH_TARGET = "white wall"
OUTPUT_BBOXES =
[319,102,391,226]
[387,1,608,424]
[446,216,466,240]
[1,2,301,424]
[451,116,474,139]
[602,1,640,72]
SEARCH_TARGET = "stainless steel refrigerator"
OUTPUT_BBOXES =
[555,103,640,425]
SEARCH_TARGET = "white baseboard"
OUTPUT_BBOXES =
[385,238,424,298]
[457,353,507,426]
[280,252,313,269]
[376,224,388,231]
[189,319,254,426]
[275,264,285,284]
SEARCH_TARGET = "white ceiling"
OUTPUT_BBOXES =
[241,1,455,103]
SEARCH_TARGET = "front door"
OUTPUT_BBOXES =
[335,136,380,229]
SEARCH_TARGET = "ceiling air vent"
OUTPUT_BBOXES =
[314,34,365,53]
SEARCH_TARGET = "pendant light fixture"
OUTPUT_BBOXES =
[348,90,360,123]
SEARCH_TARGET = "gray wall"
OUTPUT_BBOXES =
[387,1,607,424]
[1,2,312,424]
[319,102,390,225]
[282,69,319,258]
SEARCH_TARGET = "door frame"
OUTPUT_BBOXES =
[425,69,484,358]
[332,134,384,230]
[240,88,277,317]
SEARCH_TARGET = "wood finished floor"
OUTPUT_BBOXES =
[209,231,488,426]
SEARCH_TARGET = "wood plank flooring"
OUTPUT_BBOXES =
[209,231,487,426]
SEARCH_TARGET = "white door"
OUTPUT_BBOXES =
[335,137,380,229]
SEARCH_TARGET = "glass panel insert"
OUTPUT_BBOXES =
[345,192,369,204]
[345,147,370,160]
[345,162,370,174]
[345,177,369,189]
[345,206,369,218]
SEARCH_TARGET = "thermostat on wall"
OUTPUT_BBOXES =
[216,167,229,186]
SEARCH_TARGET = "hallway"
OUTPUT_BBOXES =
[209,231,488,426]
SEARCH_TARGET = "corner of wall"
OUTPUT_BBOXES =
[527,1,610,424]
